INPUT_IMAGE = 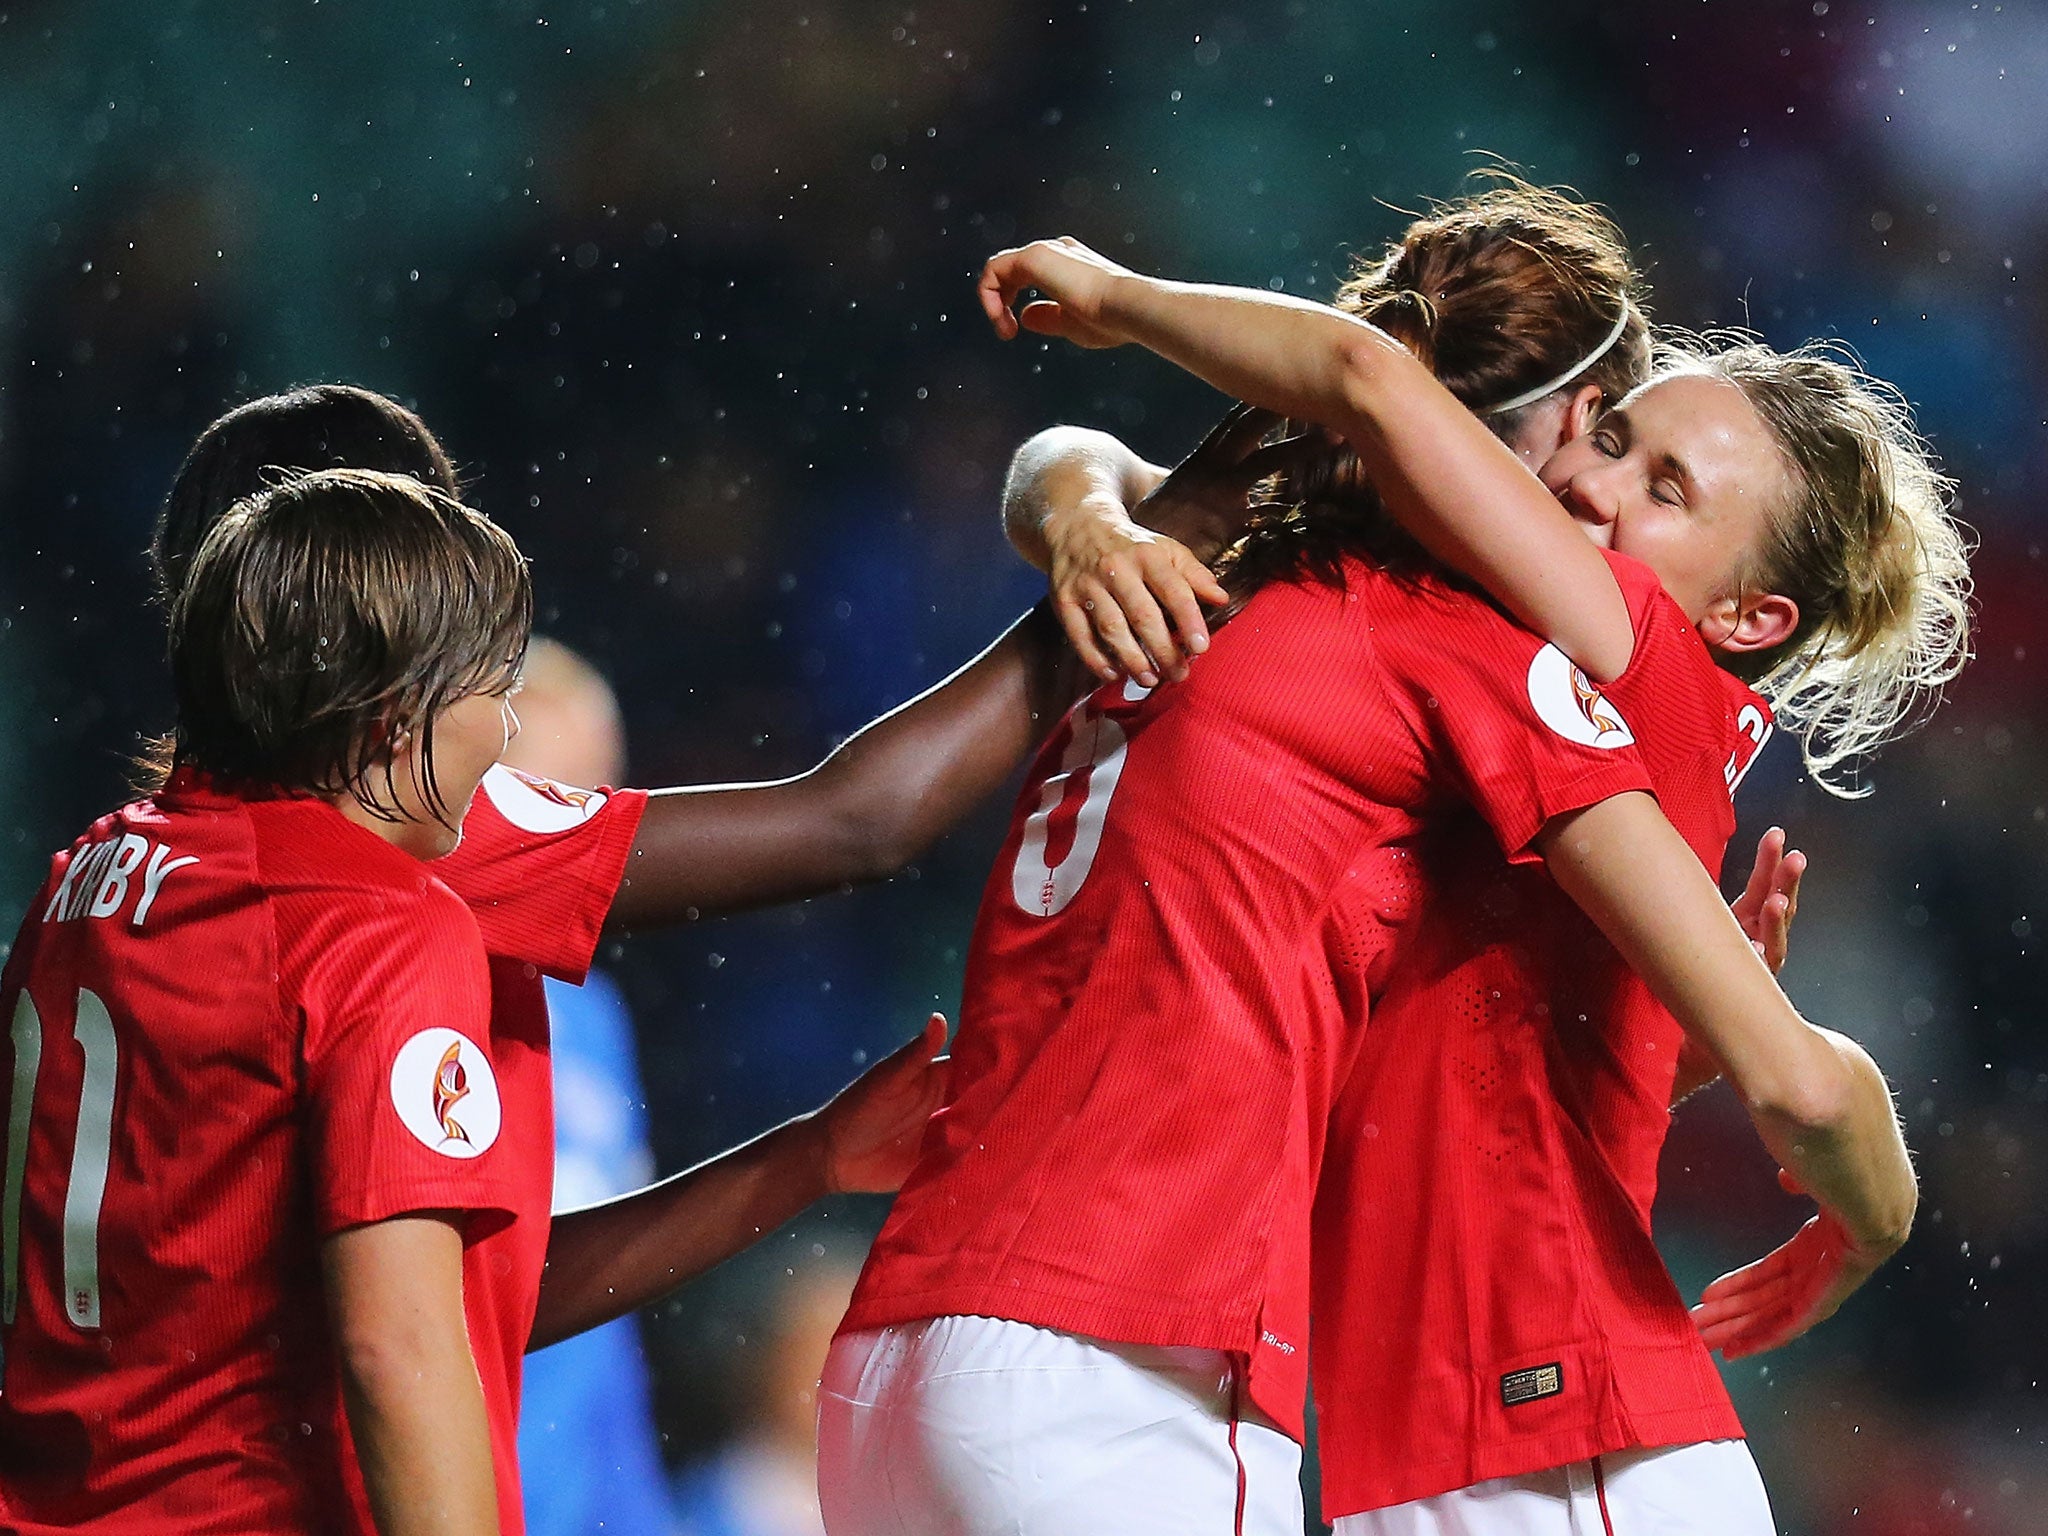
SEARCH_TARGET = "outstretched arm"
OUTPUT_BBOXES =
[977,238,1633,680]
[1537,793,1913,1353]
[609,603,1077,929]
[529,1017,949,1349]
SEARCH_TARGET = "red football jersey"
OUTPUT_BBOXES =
[1310,565,1776,1514]
[338,763,645,1535]
[842,559,1662,1436]
[0,777,514,1531]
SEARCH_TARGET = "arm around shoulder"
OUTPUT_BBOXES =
[1535,792,1915,1254]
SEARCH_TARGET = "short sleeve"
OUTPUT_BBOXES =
[300,887,523,1234]
[435,765,648,981]
[1378,573,1658,863]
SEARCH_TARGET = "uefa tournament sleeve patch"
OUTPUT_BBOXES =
[1526,645,1635,750]
[389,1028,503,1158]
[481,763,610,834]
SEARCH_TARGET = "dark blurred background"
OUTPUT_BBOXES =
[0,2,2041,1531]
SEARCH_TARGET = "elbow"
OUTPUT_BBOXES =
[845,808,925,885]
[1872,1180,1919,1259]
[1746,1056,1856,1141]
[1737,1018,1860,1135]
[334,1322,433,1410]
[817,775,926,887]
[1330,331,1404,437]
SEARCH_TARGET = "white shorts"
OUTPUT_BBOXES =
[817,1314,1304,1536]
[1332,1439,1774,1536]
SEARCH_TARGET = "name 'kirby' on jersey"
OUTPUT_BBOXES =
[36,832,197,928]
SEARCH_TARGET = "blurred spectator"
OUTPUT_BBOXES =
[506,637,681,1536]
[671,1254,865,1536]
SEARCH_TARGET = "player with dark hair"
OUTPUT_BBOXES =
[152,385,461,604]
[126,384,1103,1531]
[817,187,1952,1532]
[2,465,970,1534]
[912,204,1963,1529]
[1,469,531,1532]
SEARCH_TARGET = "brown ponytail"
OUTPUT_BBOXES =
[1217,175,1651,600]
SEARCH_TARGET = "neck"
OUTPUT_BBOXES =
[329,791,445,861]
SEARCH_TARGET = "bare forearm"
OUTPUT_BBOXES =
[343,1357,500,1536]
[325,1219,499,1536]
[1003,427,1167,569]
[609,602,1074,928]
[530,1115,828,1349]
[1098,274,1632,676]
[1540,794,1915,1251]
[1101,276,1384,428]
[1769,1030,1917,1252]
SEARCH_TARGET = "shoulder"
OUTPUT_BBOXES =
[1598,548,1679,633]
[471,765,622,836]
[437,765,646,886]
[249,802,482,952]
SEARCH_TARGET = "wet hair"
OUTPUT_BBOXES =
[154,385,459,604]
[1218,176,1651,596]
[1654,335,1974,796]
[166,468,532,822]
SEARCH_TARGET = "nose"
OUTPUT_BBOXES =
[1559,468,1620,528]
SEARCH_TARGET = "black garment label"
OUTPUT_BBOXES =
[1500,1362,1565,1406]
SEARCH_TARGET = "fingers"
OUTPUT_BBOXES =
[1757,846,1803,973]
[1714,1298,1834,1360]
[1777,847,1805,928]
[1694,1267,1794,1325]
[1018,299,1069,337]
[877,1014,945,1074]
[1071,582,1157,686]
[1694,1269,1810,1357]
[1760,891,1792,974]
[977,250,1024,339]
[1731,826,1785,926]
[1101,564,1179,685]
[1156,550,1222,654]
[1054,593,1122,683]
[1697,1252,1793,1310]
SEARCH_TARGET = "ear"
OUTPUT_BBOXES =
[1560,382,1605,442]
[1697,591,1800,658]
[1510,383,1608,467]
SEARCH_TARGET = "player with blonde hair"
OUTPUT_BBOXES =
[958,213,1966,1530]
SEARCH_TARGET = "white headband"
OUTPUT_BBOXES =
[1481,304,1633,416]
